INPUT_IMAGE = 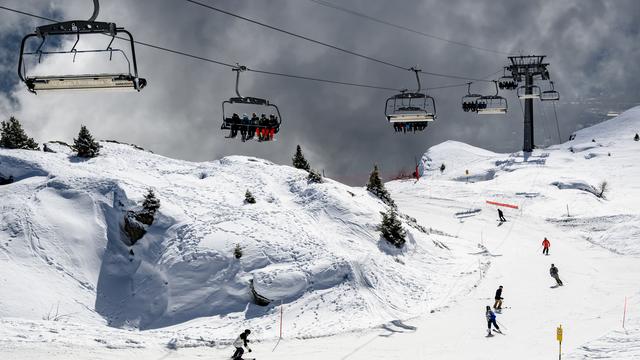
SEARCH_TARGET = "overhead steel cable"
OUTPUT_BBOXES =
[0,5,402,92]
[308,0,515,56]
[181,0,493,82]
[0,5,493,92]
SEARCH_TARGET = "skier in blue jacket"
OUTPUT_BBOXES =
[486,306,501,336]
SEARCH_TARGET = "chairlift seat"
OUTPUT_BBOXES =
[25,74,145,92]
[540,90,560,102]
[517,85,541,99]
[387,113,435,122]
[477,107,508,115]
[476,95,508,115]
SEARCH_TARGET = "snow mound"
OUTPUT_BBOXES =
[0,141,475,337]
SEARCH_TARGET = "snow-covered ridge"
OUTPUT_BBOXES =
[0,140,475,337]
[2,107,640,359]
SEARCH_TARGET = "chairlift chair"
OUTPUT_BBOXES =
[498,69,517,90]
[476,81,507,115]
[461,82,482,112]
[540,81,560,102]
[517,84,541,99]
[385,68,436,123]
[221,65,282,140]
[17,0,146,94]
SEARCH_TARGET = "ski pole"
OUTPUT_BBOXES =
[496,320,508,330]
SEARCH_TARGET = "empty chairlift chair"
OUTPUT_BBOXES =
[540,81,560,102]
[385,68,436,128]
[221,65,282,141]
[18,0,146,94]
[517,84,541,100]
[476,81,508,115]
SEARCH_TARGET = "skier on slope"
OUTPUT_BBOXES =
[231,329,252,360]
[542,237,551,255]
[550,264,563,286]
[493,285,504,310]
[485,306,501,336]
[497,208,507,222]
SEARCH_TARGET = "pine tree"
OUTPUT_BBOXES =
[634,133,639,141]
[133,189,160,226]
[377,209,406,248]
[292,145,310,171]
[366,165,395,207]
[244,189,256,204]
[142,189,161,213]
[73,125,100,158]
[0,117,39,150]
[307,168,323,183]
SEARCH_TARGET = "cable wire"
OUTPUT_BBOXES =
[1,5,499,93]
[307,0,514,56]
[0,5,403,92]
[181,0,492,82]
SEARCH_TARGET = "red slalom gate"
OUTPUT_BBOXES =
[486,200,519,209]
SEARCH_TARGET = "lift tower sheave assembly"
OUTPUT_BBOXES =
[506,55,551,153]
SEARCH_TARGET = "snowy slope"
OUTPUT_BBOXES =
[0,140,479,338]
[1,107,640,359]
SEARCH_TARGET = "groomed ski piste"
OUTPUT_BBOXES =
[1,108,639,359]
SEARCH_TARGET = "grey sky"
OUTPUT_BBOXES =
[1,0,638,184]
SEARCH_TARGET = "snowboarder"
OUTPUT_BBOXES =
[497,208,506,222]
[542,237,551,255]
[493,285,504,310]
[485,306,501,336]
[231,329,252,360]
[550,264,563,286]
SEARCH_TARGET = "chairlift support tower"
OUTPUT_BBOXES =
[506,55,551,153]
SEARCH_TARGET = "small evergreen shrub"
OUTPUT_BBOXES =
[292,145,311,171]
[377,209,406,248]
[307,168,323,183]
[234,244,243,259]
[244,190,256,204]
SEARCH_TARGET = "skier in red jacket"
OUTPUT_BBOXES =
[542,237,551,255]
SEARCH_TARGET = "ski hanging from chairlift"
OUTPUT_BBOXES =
[385,67,436,133]
[221,65,282,142]
[17,0,146,94]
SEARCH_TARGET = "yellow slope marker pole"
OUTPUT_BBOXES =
[556,324,563,360]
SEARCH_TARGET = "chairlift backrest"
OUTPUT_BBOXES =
[517,85,541,99]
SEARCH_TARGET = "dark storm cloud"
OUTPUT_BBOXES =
[0,0,638,184]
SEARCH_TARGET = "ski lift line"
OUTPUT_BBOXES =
[1,5,496,93]
[307,0,516,56]
[181,0,494,82]
[0,6,400,92]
